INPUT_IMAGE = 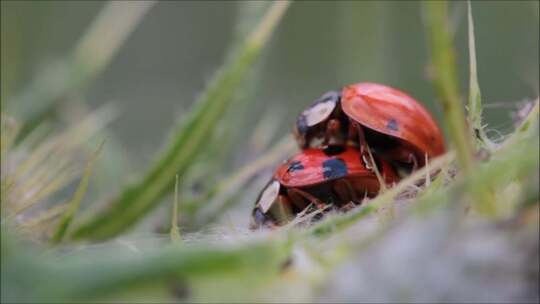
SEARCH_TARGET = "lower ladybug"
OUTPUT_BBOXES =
[293,82,446,172]
[250,146,398,229]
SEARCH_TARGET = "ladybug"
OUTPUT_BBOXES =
[250,146,398,229]
[293,82,446,172]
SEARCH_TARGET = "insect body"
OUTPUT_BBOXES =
[250,146,397,229]
[294,82,446,172]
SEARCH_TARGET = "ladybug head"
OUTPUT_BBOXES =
[293,90,346,149]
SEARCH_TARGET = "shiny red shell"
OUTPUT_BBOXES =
[274,147,398,188]
[341,83,446,159]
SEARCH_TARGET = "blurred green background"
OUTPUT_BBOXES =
[2,0,538,172]
[1,2,539,302]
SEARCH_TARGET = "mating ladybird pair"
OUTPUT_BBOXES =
[250,82,446,229]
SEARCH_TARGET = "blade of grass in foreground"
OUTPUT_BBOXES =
[10,2,155,142]
[1,230,292,302]
[51,140,105,244]
[423,1,474,173]
[423,1,495,215]
[170,175,181,243]
[71,2,291,241]
[466,1,493,150]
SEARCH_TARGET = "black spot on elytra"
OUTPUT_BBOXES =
[387,119,399,131]
[322,158,348,179]
[287,160,304,172]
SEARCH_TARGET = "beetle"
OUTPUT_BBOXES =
[293,82,446,172]
[250,146,398,229]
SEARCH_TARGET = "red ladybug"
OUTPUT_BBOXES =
[293,82,446,171]
[250,146,398,229]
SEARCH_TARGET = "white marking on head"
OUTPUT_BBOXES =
[258,180,280,213]
[303,100,336,127]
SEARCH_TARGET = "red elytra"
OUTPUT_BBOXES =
[293,82,446,170]
[275,147,397,187]
[341,83,446,162]
[250,147,398,229]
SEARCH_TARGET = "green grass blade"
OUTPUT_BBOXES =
[423,131,539,214]
[2,230,292,302]
[467,1,493,150]
[71,1,157,87]
[170,174,181,243]
[71,1,291,241]
[467,1,481,130]
[423,1,474,173]
[11,1,155,141]
[51,140,105,244]
[423,1,495,215]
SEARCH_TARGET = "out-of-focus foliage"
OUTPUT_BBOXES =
[70,1,290,241]
[1,1,538,303]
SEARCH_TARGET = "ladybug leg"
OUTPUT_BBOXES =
[353,123,388,191]
[386,147,419,171]
[408,153,418,171]
[351,122,388,187]
[352,122,374,169]
[333,179,359,212]
[287,188,326,211]
[343,179,359,202]
[270,194,294,225]
[347,121,357,146]
[287,189,310,211]
[340,202,357,213]
[333,179,359,204]
[362,189,369,202]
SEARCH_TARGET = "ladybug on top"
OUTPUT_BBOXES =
[250,82,446,229]
[293,82,446,173]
